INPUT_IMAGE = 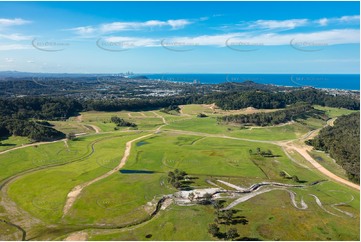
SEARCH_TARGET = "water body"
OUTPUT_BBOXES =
[136,141,149,147]
[146,74,360,90]
[119,169,154,174]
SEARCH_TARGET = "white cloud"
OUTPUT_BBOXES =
[100,19,191,32]
[4,58,14,63]
[167,19,192,29]
[0,44,31,51]
[248,19,309,30]
[100,36,159,48]
[72,19,192,36]
[102,28,359,48]
[0,18,31,27]
[0,33,33,41]
[69,26,96,35]
[339,15,360,23]
[317,18,328,26]
[315,15,360,26]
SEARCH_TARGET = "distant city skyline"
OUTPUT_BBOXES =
[0,1,359,74]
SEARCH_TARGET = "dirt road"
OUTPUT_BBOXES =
[165,128,360,191]
[64,231,88,241]
[284,143,360,190]
[62,133,153,215]
[87,124,101,133]
[0,139,66,155]
[280,117,359,190]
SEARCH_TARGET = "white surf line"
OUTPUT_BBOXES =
[309,194,339,217]
[62,133,153,216]
[217,180,246,191]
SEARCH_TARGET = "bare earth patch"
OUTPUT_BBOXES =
[64,231,88,241]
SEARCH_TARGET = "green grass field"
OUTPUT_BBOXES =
[166,116,311,141]
[309,150,348,180]
[0,105,359,241]
[7,132,149,223]
[0,136,31,152]
[314,105,358,118]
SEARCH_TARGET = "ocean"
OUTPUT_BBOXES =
[145,74,360,90]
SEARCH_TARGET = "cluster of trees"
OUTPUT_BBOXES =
[0,85,358,142]
[279,171,301,182]
[249,148,276,157]
[211,89,359,110]
[167,169,188,189]
[160,105,180,114]
[197,113,208,118]
[0,118,65,142]
[110,116,136,128]
[85,97,190,112]
[306,112,360,183]
[218,104,326,126]
[208,200,243,240]
[0,97,82,142]
[0,97,82,120]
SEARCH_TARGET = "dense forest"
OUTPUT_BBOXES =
[0,86,359,142]
[218,104,327,126]
[211,89,359,110]
[306,113,360,183]
[0,97,81,141]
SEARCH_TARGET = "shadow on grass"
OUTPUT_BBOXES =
[237,237,263,241]
[0,143,16,147]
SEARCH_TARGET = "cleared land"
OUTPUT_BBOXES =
[0,104,359,241]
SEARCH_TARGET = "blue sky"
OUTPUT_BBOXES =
[0,1,359,74]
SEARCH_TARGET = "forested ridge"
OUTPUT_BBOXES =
[0,86,359,142]
[0,97,82,141]
[218,104,327,126]
[307,113,360,183]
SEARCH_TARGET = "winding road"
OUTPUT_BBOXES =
[0,111,359,241]
[62,133,153,215]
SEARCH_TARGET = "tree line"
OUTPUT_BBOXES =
[218,104,327,126]
[306,112,360,183]
[0,86,359,142]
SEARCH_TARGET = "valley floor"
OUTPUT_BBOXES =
[0,105,359,241]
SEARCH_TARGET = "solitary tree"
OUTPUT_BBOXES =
[226,227,239,240]
[267,149,273,156]
[213,200,224,217]
[279,171,287,178]
[292,175,300,182]
[224,210,234,225]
